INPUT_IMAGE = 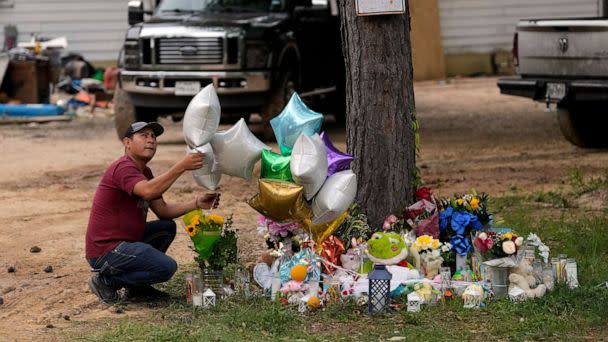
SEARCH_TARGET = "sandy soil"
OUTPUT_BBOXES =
[1,77,607,341]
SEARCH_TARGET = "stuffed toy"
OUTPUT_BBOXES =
[363,232,414,273]
[508,273,546,299]
[510,258,536,288]
[509,258,546,299]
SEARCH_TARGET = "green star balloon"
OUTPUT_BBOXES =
[260,149,293,181]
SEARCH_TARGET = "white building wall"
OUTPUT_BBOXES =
[438,0,601,54]
[0,0,134,62]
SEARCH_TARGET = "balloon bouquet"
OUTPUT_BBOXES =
[181,84,358,307]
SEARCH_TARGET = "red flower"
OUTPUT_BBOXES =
[415,187,432,202]
[473,237,493,253]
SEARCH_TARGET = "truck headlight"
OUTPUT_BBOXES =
[245,44,269,69]
[123,40,140,69]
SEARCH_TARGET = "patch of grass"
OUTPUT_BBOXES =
[566,168,608,195]
[72,194,608,342]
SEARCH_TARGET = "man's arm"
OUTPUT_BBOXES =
[150,193,220,220]
[133,153,204,201]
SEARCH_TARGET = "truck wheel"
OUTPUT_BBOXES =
[113,87,137,139]
[260,71,296,142]
[557,103,608,148]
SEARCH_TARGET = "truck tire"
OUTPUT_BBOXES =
[260,70,296,141]
[113,86,137,139]
[557,103,608,148]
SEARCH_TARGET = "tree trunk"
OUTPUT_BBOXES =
[338,1,416,228]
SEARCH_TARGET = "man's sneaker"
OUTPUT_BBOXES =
[125,285,170,300]
[88,275,118,304]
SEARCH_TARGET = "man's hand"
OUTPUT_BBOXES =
[196,192,220,210]
[179,152,205,171]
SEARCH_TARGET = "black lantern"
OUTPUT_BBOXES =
[368,264,392,314]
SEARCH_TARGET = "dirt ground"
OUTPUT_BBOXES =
[1,77,607,341]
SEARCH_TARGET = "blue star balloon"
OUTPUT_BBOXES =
[270,93,323,155]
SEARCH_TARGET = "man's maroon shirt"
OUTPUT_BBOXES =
[85,155,153,258]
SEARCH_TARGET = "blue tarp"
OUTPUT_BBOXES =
[0,104,65,116]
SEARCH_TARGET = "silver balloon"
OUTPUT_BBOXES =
[187,144,222,190]
[211,118,270,179]
[290,133,328,200]
[183,84,221,148]
[311,169,357,225]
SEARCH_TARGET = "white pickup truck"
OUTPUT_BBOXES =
[498,18,608,148]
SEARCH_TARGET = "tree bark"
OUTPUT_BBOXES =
[338,1,416,228]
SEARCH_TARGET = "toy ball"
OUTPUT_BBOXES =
[307,296,321,310]
[290,264,308,282]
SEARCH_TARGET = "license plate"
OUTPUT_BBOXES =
[174,81,201,96]
[545,83,566,101]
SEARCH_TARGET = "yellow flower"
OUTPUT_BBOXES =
[503,233,513,240]
[185,224,197,237]
[417,235,432,248]
[431,239,440,249]
[191,215,201,226]
[456,198,464,206]
[470,197,479,210]
[206,214,224,226]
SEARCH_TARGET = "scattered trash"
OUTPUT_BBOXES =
[43,266,53,273]
[63,315,70,321]
[7,266,15,273]
[30,246,41,253]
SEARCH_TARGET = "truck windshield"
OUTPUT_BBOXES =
[157,0,284,13]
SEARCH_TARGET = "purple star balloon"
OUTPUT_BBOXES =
[320,131,354,176]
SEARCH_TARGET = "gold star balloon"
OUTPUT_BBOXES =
[247,179,311,222]
[302,211,349,246]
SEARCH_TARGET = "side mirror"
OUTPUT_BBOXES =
[128,0,144,26]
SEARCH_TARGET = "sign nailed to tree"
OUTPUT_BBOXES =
[355,0,405,16]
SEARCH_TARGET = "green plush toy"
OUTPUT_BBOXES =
[362,232,409,273]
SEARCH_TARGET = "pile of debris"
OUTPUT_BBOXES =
[0,35,118,124]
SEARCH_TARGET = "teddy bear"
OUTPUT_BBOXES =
[508,258,546,300]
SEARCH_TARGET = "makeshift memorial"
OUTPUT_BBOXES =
[311,170,357,225]
[248,179,311,222]
[302,211,348,246]
[256,215,302,251]
[270,93,324,155]
[290,133,328,200]
[260,149,293,181]
[188,144,221,190]
[183,84,221,148]
[368,264,392,314]
[319,131,354,176]
[211,118,270,179]
[412,235,444,279]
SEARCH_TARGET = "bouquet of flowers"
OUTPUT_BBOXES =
[412,235,445,279]
[472,229,524,267]
[256,215,304,253]
[184,209,238,270]
[402,187,439,238]
[437,192,493,256]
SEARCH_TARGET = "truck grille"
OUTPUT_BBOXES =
[157,37,224,64]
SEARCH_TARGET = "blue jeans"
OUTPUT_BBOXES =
[87,220,178,290]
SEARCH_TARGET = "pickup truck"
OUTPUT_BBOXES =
[497,18,608,148]
[113,0,343,139]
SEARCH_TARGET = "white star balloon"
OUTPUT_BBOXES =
[187,144,222,190]
[311,169,357,225]
[211,118,270,179]
[290,133,328,200]
[183,84,221,148]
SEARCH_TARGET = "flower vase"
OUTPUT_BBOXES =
[487,265,509,298]
[456,253,468,272]
[200,267,223,297]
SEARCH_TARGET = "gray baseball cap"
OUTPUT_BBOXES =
[124,121,164,138]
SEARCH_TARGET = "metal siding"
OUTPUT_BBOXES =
[0,0,129,61]
[438,0,601,54]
